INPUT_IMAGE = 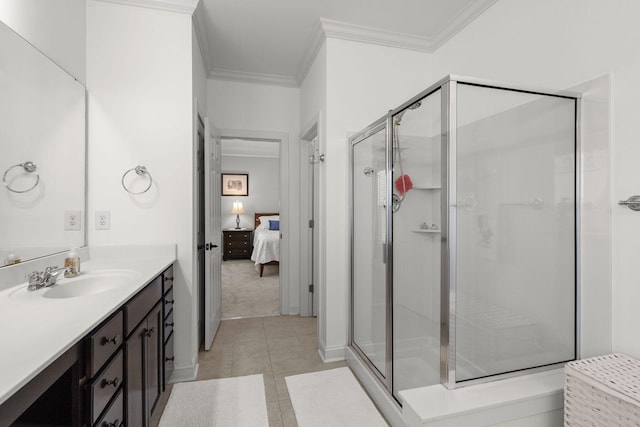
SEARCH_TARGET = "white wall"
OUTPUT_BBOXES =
[208,79,301,313]
[0,0,86,82]
[305,38,440,359]
[300,42,329,351]
[220,156,280,230]
[86,1,198,378]
[192,26,208,116]
[426,0,626,356]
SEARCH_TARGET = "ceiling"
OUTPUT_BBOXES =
[196,0,496,87]
[123,0,497,87]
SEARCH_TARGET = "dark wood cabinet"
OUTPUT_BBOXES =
[223,229,253,260]
[125,273,166,427]
[162,266,175,390]
[126,303,163,427]
[0,263,173,427]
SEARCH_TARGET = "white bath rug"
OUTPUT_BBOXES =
[158,374,268,427]
[285,367,388,427]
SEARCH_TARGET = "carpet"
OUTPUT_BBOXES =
[158,374,268,427]
[285,367,388,427]
[222,259,279,318]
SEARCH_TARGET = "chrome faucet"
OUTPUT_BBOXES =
[26,266,72,291]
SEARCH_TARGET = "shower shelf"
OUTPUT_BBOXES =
[412,229,440,234]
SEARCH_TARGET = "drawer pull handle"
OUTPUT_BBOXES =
[143,327,154,337]
[101,335,120,346]
[165,299,175,305]
[165,276,174,282]
[165,321,174,327]
[102,418,122,427]
[166,356,175,362]
[101,376,120,388]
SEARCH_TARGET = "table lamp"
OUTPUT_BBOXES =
[231,200,245,229]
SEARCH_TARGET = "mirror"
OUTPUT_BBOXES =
[0,19,86,266]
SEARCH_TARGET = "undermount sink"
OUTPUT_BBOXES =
[11,269,140,300]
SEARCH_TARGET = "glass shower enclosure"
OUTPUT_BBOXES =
[349,75,579,401]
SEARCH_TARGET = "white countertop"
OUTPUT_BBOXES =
[0,247,175,406]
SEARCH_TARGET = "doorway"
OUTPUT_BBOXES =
[220,136,282,319]
[300,123,320,317]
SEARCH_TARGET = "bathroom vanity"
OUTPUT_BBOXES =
[0,250,175,427]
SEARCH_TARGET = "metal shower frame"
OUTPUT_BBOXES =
[348,74,582,401]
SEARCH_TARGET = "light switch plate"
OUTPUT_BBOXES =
[96,211,111,230]
[64,210,81,230]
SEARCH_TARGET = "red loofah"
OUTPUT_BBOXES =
[395,174,413,196]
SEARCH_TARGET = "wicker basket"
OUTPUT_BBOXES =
[565,353,640,426]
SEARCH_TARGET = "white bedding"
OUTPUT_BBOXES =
[251,229,280,265]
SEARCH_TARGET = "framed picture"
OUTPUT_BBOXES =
[221,173,249,196]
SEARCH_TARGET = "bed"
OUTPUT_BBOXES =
[251,212,280,277]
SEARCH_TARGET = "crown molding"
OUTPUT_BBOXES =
[295,19,327,86]
[192,2,214,72]
[210,68,299,88]
[295,1,497,86]
[94,0,198,14]
[430,0,498,49]
[320,18,437,52]
[206,0,497,88]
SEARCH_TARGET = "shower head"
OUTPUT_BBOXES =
[394,101,422,124]
[363,167,374,176]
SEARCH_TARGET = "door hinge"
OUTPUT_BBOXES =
[308,284,314,293]
[309,219,314,228]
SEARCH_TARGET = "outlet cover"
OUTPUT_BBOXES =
[65,210,81,231]
[96,211,111,230]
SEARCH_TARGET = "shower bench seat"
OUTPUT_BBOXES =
[399,368,564,427]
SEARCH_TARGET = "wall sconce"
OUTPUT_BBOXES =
[230,200,245,229]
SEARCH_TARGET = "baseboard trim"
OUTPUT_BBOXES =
[318,344,346,362]
[288,305,300,315]
[169,362,198,383]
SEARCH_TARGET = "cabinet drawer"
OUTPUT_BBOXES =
[163,287,174,314]
[227,240,250,249]
[89,350,123,425]
[88,311,123,377]
[164,309,174,342]
[226,248,250,257]
[162,265,173,295]
[94,388,123,427]
[164,332,174,389]
[225,232,251,241]
[125,277,162,336]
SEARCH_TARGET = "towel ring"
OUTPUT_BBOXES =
[3,161,40,193]
[122,165,152,194]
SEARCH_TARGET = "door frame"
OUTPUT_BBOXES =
[300,114,322,317]
[217,128,290,315]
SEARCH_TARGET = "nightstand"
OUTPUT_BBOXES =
[222,229,253,260]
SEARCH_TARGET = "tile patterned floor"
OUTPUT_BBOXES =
[151,315,347,427]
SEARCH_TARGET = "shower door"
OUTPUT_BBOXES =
[351,123,389,382]
[349,75,579,400]
[391,89,443,399]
